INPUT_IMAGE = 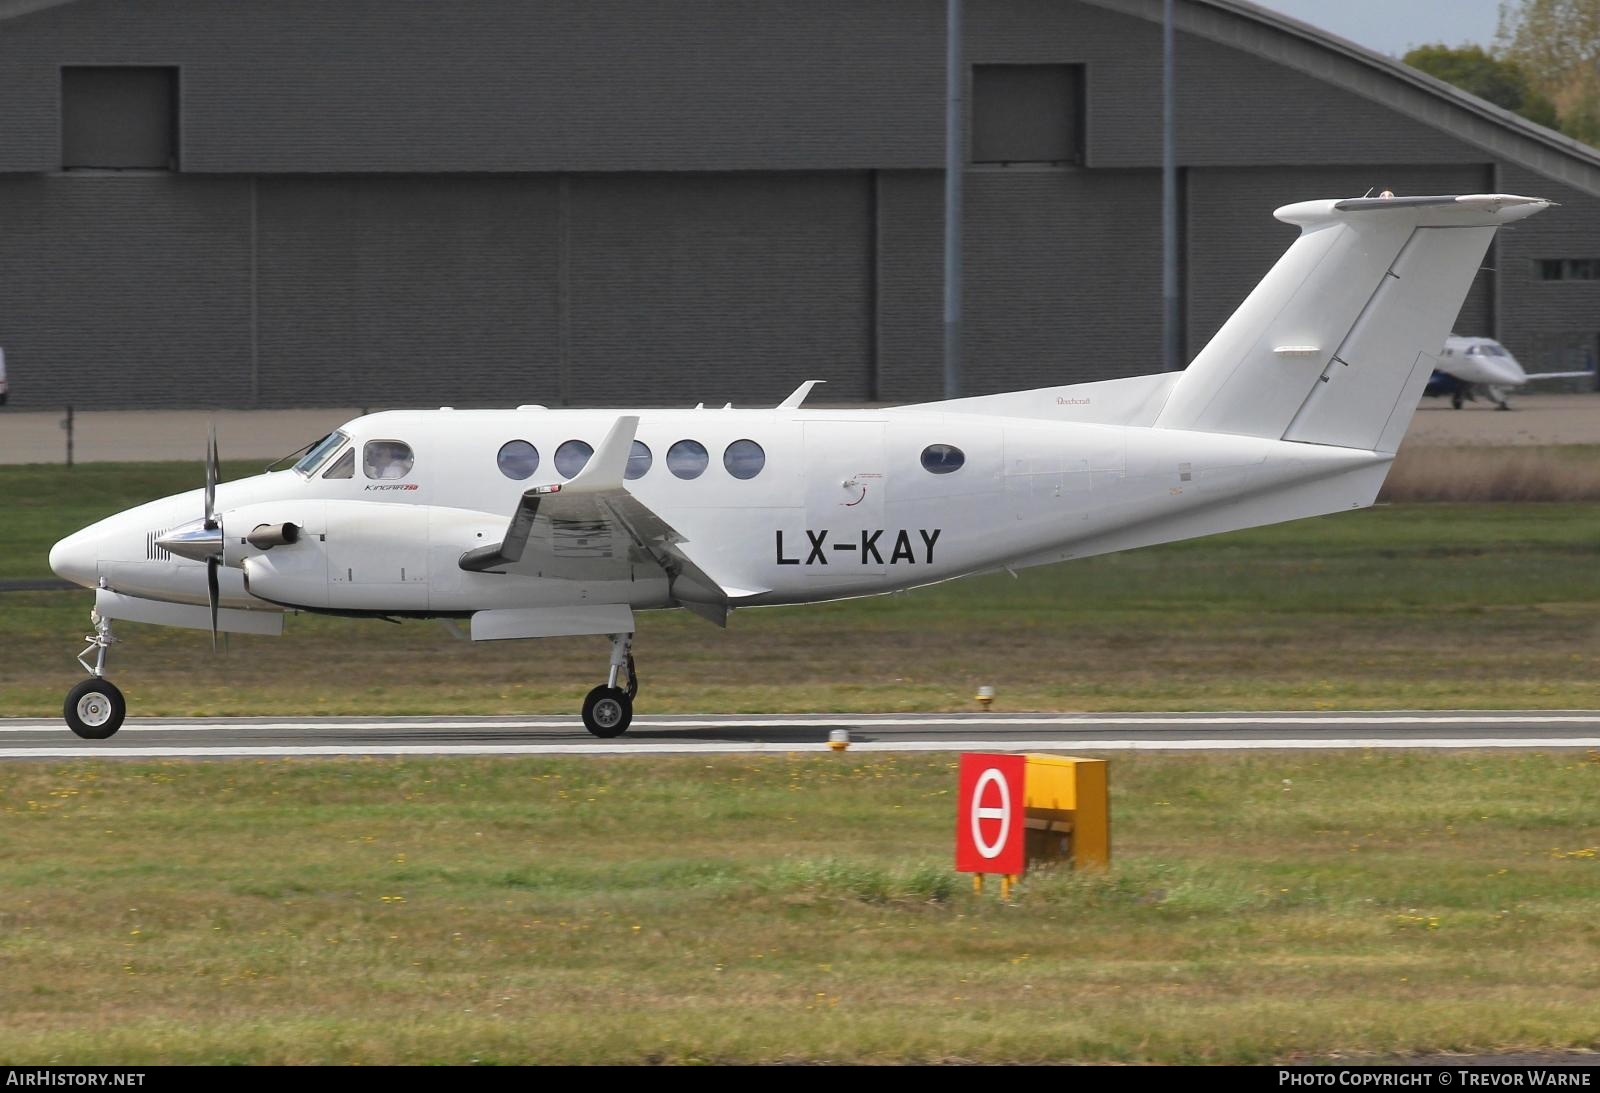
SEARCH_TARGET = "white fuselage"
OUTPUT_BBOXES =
[50,403,1388,620]
[1439,335,1529,388]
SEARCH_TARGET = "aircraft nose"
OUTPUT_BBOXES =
[49,527,101,589]
[1489,359,1528,387]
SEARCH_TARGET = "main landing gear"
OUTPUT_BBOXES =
[64,610,125,740]
[581,632,637,738]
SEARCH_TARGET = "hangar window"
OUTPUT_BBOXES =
[62,66,179,170]
[1538,259,1600,281]
[497,440,540,480]
[554,440,593,479]
[667,440,709,480]
[971,64,1085,166]
[723,439,765,480]
[920,443,965,474]
[363,440,414,481]
[626,440,653,480]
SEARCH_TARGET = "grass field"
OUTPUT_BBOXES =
[1,752,1597,1064]
[2,461,1598,715]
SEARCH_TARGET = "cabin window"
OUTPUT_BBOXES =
[626,440,653,480]
[497,440,540,480]
[723,439,765,480]
[667,439,709,480]
[554,439,593,478]
[322,448,354,479]
[363,440,414,481]
[920,443,965,474]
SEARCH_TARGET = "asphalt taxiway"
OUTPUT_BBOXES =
[2,710,1598,759]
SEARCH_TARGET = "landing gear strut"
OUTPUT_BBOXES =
[64,610,125,740]
[581,632,636,738]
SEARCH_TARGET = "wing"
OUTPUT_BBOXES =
[459,416,762,625]
[1522,370,1596,381]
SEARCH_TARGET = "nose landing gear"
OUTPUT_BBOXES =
[580,632,637,738]
[64,610,125,740]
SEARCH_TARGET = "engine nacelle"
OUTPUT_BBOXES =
[242,500,432,611]
[222,501,327,569]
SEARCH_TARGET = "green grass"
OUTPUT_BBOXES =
[2,752,1597,1064]
[1,463,1598,715]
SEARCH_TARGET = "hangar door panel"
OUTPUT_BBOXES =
[568,173,873,406]
[256,178,559,408]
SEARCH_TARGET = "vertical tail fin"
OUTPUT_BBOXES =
[1154,194,1551,452]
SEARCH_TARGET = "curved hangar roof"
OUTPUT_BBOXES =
[1088,0,1600,198]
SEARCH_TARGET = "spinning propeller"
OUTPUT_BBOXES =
[154,427,226,651]
[203,428,221,651]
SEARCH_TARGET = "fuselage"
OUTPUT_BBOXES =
[51,403,1387,620]
[1436,335,1529,388]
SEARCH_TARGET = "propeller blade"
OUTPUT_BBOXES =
[204,427,220,530]
[206,556,221,654]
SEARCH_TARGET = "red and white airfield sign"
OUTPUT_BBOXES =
[955,753,1025,875]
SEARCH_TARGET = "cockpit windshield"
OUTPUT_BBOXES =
[293,430,350,477]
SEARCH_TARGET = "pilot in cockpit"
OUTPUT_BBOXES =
[363,440,414,481]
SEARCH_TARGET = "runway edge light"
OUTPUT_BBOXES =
[956,753,1109,898]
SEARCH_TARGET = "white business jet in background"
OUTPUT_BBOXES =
[50,192,1550,739]
[1427,333,1595,409]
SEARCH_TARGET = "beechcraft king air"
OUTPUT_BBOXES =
[49,192,1550,739]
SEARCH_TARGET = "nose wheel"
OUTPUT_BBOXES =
[64,610,125,739]
[581,633,637,738]
[65,678,125,740]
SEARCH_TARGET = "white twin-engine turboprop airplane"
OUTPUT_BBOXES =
[49,192,1550,740]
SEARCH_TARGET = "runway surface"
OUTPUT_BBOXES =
[4,710,1600,759]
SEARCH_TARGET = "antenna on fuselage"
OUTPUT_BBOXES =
[778,380,827,409]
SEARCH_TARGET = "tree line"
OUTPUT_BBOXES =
[1405,0,1600,147]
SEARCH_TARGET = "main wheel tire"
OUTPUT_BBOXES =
[581,685,632,738]
[64,678,126,740]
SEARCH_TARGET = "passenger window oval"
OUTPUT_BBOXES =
[496,440,540,481]
[625,440,653,481]
[723,439,765,480]
[554,440,593,479]
[363,439,415,481]
[920,443,965,475]
[667,439,709,480]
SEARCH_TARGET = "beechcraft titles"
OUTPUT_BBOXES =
[775,528,941,566]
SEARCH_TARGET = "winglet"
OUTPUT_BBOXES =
[565,415,639,493]
[778,380,826,409]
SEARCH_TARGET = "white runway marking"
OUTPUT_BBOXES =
[7,738,1600,758]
